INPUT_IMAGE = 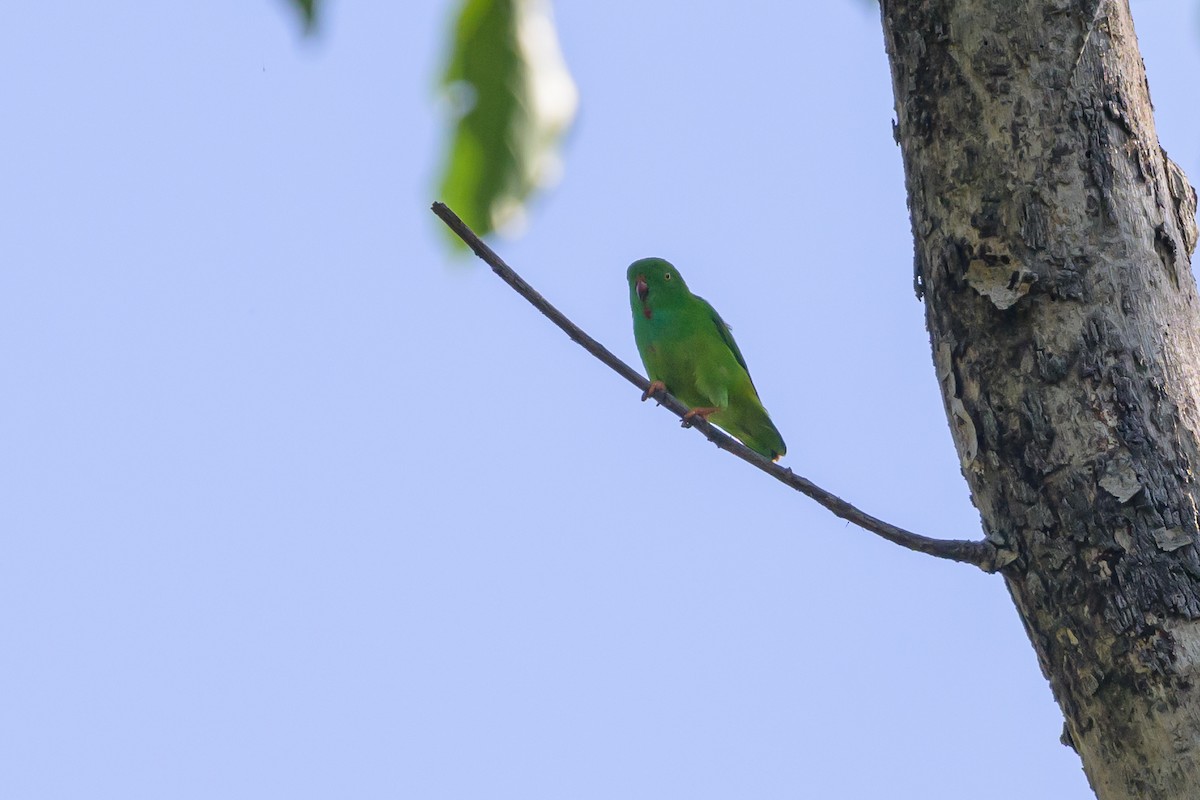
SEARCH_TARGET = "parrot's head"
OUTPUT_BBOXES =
[627,258,690,320]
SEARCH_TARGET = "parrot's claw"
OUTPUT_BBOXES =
[680,407,720,428]
[641,381,667,402]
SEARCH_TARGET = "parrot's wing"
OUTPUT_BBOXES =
[696,295,757,390]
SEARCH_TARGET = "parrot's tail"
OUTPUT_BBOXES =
[718,408,787,462]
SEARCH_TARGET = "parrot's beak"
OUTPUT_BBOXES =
[636,276,648,302]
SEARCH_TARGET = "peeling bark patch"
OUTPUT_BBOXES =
[1163,150,1198,256]
[1115,526,1134,552]
[1100,456,1143,503]
[1103,94,1134,137]
[950,397,979,466]
[966,259,1038,309]
[1153,528,1193,553]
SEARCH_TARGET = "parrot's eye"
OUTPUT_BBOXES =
[663,272,672,281]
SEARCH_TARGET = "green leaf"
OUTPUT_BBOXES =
[437,0,577,247]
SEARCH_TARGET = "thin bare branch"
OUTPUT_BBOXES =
[432,201,1004,573]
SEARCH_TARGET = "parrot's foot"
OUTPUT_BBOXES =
[680,407,720,428]
[641,381,667,402]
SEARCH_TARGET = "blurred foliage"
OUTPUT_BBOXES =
[437,0,577,246]
[280,0,576,247]
[287,0,320,32]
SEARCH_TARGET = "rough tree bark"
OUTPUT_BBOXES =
[880,0,1200,797]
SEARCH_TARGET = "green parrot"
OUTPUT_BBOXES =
[627,257,787,461]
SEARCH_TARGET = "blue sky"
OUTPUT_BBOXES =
[3,2,1198,798]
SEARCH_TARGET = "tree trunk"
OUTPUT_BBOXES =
[879,0,1200,797]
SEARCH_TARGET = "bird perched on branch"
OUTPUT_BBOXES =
[627,257,787,461]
